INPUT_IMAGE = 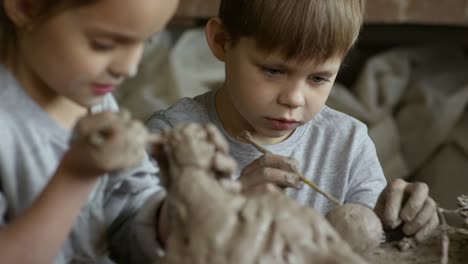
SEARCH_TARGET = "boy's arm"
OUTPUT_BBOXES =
[344,132,387,208]
[345,126,438,242]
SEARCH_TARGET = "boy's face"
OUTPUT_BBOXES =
[218,38,342,145]
[13,0,178,108]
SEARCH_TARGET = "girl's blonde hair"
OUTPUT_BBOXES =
[219,0,366,62]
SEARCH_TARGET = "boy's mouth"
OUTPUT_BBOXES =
[265,117,300,131]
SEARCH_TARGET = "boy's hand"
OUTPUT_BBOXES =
[238,153,303,195]
[374,179,439,242]
[61,110,148,178]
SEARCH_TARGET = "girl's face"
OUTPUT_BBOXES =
[11,0,178,108]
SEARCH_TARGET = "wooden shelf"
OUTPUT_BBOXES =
[175,0,468,26]
[175,0,219,19]
[366,0,468,26]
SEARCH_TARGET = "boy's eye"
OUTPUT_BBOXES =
[309,75,330,84]
[262,66,284,76]
[90,39,116,51]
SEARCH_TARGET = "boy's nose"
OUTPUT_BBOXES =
[109,44,144,79]
[278,82,306,108]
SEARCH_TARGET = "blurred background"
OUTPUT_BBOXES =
[115,0,468,211]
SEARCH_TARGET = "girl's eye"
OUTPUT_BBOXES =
[90,40,116,51]
[262,66,284,76]
[145,35,158,45]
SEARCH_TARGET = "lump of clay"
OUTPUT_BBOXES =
[155,124,369,264]
[326,203,384,256]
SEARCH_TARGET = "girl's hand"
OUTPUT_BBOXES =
[151,123,237,188]
[61,110,148,178]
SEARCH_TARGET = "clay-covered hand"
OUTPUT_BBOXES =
[151,123,237,186]
[151,123,238,247]
[374,179,439,242]
[238,153,303,194]
[61,110,148,177]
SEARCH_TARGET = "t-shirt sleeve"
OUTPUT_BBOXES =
[146,110,174,133]
[345,126,387,208]
[0,119,13,227]
[145,96,213,133]
[106,104,177,262]
[0,191,7,227]
[105,155,167,263]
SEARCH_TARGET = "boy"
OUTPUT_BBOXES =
[148,0,438,242]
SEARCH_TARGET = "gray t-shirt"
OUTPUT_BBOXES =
[147,91,387,214]
[0,65,165,263]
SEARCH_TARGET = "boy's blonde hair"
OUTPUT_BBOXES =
[0,1,97,62]
[219,0,366,62]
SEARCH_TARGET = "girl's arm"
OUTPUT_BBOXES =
[0,111,149,264]
[0,161,99,264]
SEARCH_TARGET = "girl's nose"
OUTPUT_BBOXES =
[109,44,144,78]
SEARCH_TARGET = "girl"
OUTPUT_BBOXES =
[0,0,178,263]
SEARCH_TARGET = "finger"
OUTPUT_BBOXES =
[415,212,440,242]
[212,152,237,177]
[150,141,166,159]
[110,117,147,150]
[381,179,407,229]
[240,167,303,190]
[187,123,208,142]
[87,125,117,147]
[243,183,280,196]
[400,182,429,222]
[100,132,145,170]
[127,121,148,144]
[402,198,436,236]
[118,108,132,122]
[205,124,229,153]
[259,153,299,172]
[101,120,126,145]
[240,155,262,175]
[151,145,170,183]
[76,111,117,136]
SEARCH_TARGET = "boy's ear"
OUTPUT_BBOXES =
[3,0,34,29]
[205,17,230,62]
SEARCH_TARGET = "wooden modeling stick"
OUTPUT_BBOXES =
[239,131,342,206]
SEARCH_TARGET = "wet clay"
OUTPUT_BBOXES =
[154,124,368,264]
[70,110,151,174]
[326,203,384,257]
